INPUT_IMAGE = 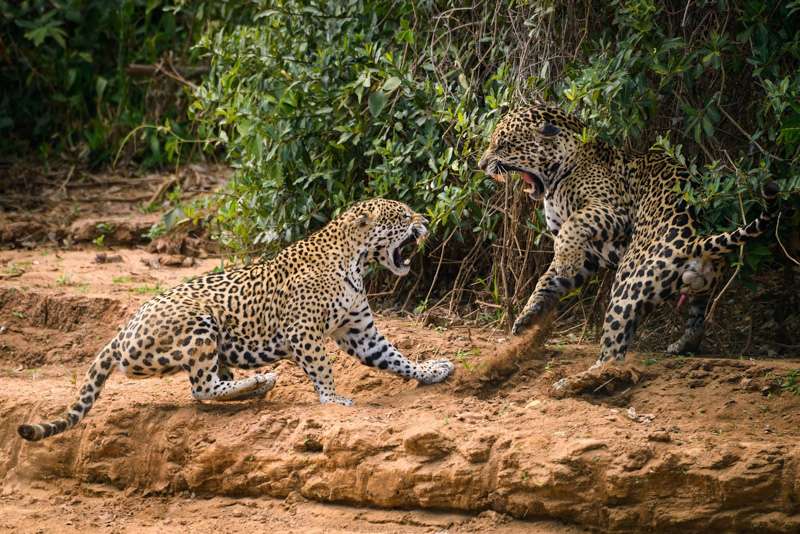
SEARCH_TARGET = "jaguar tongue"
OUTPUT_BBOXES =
[392,247,408,269]
[393,235,416,269]
[519,171,537,186]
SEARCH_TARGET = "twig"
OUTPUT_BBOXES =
[500,175,513,333]
[149,176,179,205]
[707,194,747,325]
[593,377,615,393]
[49,165,75,200]
[738,314,754,357]
[125,64,210,80]
[718,104,779,160]
[775,212,800,266]
[423,232,454,306]
[772,341,800,348]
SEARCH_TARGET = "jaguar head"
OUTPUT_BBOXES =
[478,104,578,200]
[345,199,428,276]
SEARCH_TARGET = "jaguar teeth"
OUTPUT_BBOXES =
[403,259,410,266]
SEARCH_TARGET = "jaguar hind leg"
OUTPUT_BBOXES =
[667,296,706,355]
[590,254,662,370]
[171,316,274,402]
[217,363,235,382]
[211,361,276,401]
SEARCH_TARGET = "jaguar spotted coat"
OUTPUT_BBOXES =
[19,199,454,441]
[479,104,780,376]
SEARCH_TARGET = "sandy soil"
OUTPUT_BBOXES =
[1,165,799,533]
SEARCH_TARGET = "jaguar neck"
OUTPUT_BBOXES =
[314,222,369,290]
[544,160,575,199]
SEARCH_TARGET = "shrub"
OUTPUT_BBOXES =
[188,0,517,260]
[0,0,254,166]
[189,0,798,317]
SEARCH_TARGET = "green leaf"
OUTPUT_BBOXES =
[701,116,714,138]
[383,76,402,92]
[164,206,187,230]
[368,90,388,118]
[24,27,49,47]
[95,77,108,100]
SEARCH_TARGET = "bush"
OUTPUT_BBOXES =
[189,0,516,259]
[0,0,254,166]
[190,0,798,316]
[545,0,800,279]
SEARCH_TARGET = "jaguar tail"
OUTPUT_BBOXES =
[696,182,781,257]
[18,346,117,441]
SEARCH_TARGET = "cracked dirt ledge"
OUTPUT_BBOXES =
[3,379,799,533]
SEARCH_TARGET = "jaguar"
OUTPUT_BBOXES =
[479,103,780,385]
[18,199,454,441]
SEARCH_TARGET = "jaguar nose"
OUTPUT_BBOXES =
[478,155,488,172]
[422,218,430,228]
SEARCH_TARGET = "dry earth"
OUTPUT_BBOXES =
[1,165,799,533]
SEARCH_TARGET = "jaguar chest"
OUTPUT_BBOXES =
[543,198,569,236]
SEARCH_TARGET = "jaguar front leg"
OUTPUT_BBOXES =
[331,305,454,384]
[288,328,354,406]
[551,203,629,278]
[513,259,598,335]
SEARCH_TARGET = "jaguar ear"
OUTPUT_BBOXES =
[347,207,378,228]
[351,213,370,227]
[540,123,560,137]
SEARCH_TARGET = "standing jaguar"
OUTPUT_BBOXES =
[479,103,780,382]
[18,199,454,441]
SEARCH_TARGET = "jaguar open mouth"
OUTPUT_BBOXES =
[392,229,423,269]
[492,167,545,199]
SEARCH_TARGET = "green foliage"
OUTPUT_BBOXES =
[6,0,799,318]
[96,222,115,235]
[779,369,800,395]
[550,0,800,274]
[143,223,167,241]
[188,0,512,258]
[186,0,799,290]
[0,0,254,165]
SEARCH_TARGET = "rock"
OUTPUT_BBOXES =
[95,253,123,264]
[402,426,453,459]
[647,432,671,443]
[69,219,152,246]
[455,412,485,422]
[285,491,307,505]
[458,429,496,463]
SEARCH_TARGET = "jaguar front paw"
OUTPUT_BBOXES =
[320,393,355,406]
[417,358,454,384]
[512,302,547,335]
